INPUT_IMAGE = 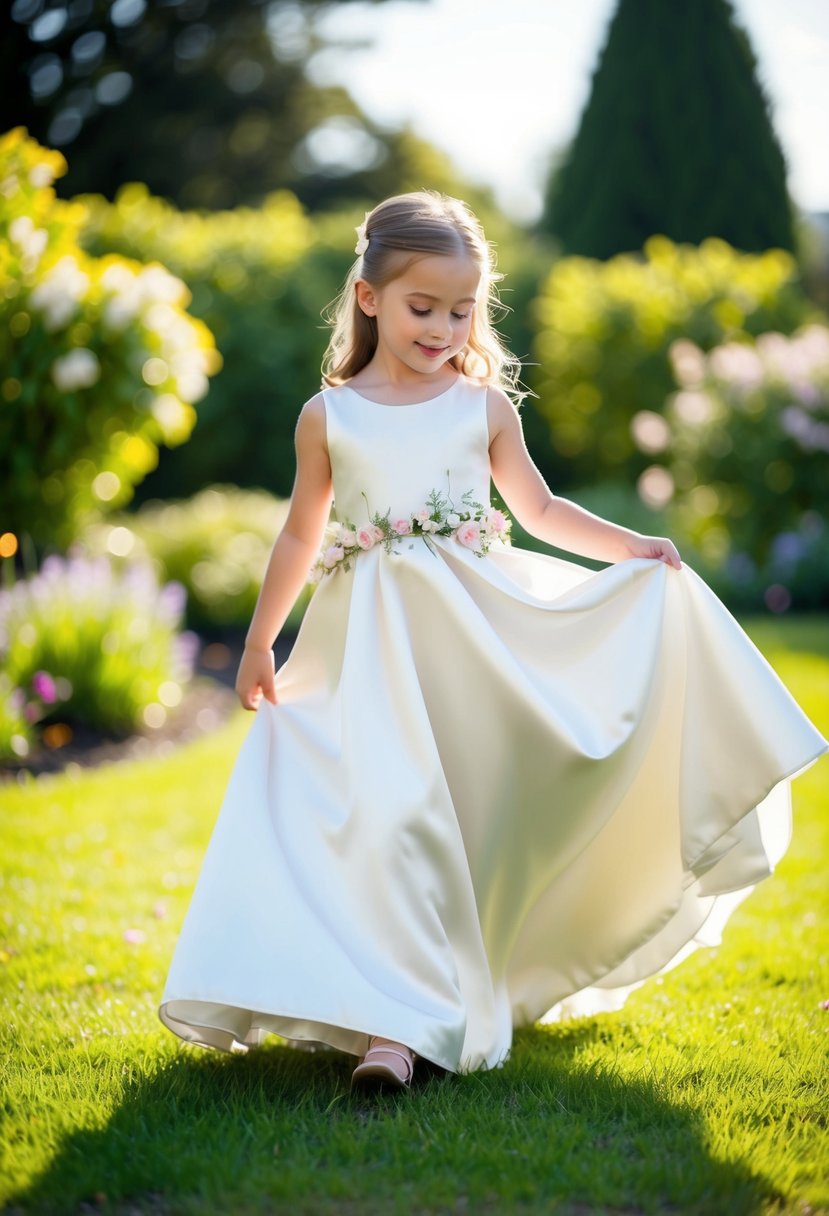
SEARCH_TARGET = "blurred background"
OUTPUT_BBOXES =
[2,0,828,767]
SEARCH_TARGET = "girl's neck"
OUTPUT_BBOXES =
[347,357,461,405]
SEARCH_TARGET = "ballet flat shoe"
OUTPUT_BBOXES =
[350,1039,415,1091]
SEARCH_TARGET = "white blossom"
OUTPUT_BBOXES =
[29,163,56,188]
[29,256,89,330]
[51,348,100,392]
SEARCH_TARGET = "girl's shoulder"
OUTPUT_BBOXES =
[295,391,328,444]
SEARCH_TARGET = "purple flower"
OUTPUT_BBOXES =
[32,670,58,703]
[158,579,187,624]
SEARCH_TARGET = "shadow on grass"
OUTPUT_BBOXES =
[11,1024,778,1216]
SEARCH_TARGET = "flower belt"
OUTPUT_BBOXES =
[309,487,511,581]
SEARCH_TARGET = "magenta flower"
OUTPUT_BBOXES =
[32,671,57,703]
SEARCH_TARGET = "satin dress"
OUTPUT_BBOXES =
[159,375,828,1073]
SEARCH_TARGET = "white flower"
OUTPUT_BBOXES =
[9,216,48,265]
[10,216,34,245]
[354,211,371,256]
[322,545,345,568]
[51,348,100,392]
[446,513,460,528]
[335,525,357,547]
[29,256,89,331]
[29,163,56,188]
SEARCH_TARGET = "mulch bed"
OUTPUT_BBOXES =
[1,632,295,784]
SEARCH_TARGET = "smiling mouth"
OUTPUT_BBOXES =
[416,343,449,357]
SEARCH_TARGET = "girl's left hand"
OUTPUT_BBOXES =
[622,533,682,570]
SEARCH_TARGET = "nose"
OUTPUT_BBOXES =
[429,313,452,343]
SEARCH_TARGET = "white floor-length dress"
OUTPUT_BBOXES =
[159,376,828,1073]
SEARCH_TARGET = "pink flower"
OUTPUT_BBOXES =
[356,527,376,550]
[123,928,145,944]
[393,518,412,535]
[414,506,431,523]
[372,525,384,542]
[455,520,482,549]
[32,670,58,703]
[322,545,345,568]
[485,508,508,535]
[335,526,357,547]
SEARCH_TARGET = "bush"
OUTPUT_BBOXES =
[0,128,221,553]
[79,484,310,633]
[662,324,829,609]
[531,236,818,492]
[0,553,197,762]
[80,184,341,501]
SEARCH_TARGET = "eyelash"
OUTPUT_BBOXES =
[410,307,470,320]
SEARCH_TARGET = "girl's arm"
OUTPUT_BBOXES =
[235,394,333,709]
[487,388,682,569]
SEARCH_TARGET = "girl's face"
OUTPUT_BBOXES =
[357,254,480,378]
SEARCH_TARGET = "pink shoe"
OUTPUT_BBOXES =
[351,1037,415,1091]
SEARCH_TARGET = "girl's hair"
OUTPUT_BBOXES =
[321,191,524,405]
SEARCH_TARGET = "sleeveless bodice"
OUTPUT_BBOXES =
[321,377,491,528]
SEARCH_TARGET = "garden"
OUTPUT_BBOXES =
[3,0,829,1209]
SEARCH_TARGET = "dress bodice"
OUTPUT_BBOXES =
[321,376,491,528]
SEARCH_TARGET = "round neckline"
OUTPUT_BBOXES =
[342,378,461,408]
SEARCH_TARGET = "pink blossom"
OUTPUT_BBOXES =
[356,528,376,550]
[322,545,345,568]
[456,520,482,549]
[32,670,58,703]
[393,518,412,534]
[123,928,145,944]
[372,525,384,542]
[414,506,431,522]
[484,509,508,535]
[336,526,357,547]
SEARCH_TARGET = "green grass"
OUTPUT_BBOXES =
[1,617,827,1216]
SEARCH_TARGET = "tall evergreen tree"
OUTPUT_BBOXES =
[541,0,795,256]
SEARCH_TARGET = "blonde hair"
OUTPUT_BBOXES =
[321,191,524,405]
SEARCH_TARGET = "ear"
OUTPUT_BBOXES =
[355,279,378,318]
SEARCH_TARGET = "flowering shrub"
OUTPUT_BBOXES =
[0,552,197,761]
[531,235,817,492]
[0,128,220,551]
[80,181,326,502]
[656,324,829,609]
[310,487,511,580]
[79,484,308,631]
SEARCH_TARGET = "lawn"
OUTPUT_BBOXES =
[1,616,827,1216]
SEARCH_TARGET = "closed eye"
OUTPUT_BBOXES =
[410,307,470,320]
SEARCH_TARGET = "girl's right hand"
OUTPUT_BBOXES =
[235,645,278,711]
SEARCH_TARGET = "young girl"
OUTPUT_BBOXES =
[159,191,827,1091]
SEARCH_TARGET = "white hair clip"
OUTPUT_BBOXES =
[354,212,371,256]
